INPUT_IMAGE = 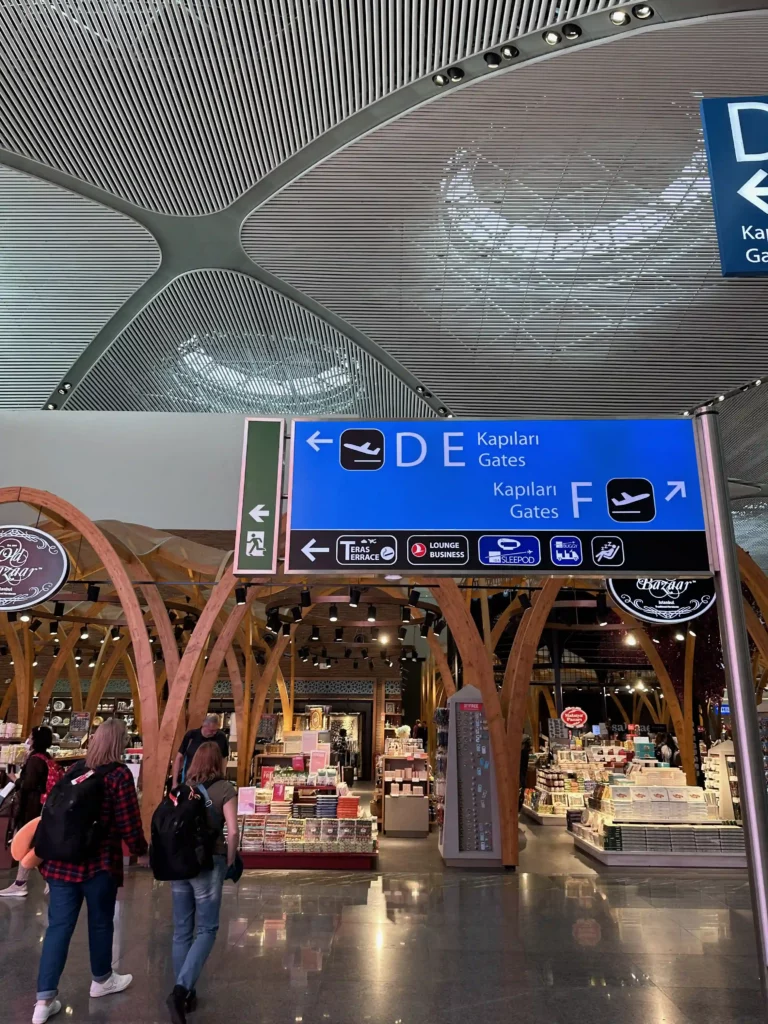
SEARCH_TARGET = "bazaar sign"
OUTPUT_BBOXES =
[0,525,69,612]
[607,577,716,624]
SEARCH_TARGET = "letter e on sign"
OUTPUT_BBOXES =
[561,707,588,730]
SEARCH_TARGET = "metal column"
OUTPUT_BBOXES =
[696,409,768,980]
[552,630,564,715]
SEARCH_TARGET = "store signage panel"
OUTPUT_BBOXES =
[286,419,708,574]
[0,525,69,612]
[607,577,716,624]
[561,707,588,730]
[701,96,768,275]
[234,418,285,575]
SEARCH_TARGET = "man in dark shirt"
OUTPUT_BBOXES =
[172,714,229,787]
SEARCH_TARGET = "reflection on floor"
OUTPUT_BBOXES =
[1,823,764,1024]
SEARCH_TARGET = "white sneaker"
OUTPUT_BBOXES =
[89,972,132,998]
[32,999,61,1023]
[0,881,28,897]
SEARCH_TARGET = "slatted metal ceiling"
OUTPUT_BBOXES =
[0,165,160,409]
[67,270,432,418]
[242,13,768,417]
[0,0,625,216]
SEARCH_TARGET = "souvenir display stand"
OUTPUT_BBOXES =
[437,685,502,868]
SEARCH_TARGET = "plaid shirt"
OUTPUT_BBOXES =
[40,762,147,886]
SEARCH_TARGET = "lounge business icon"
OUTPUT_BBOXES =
[285,419,709,574]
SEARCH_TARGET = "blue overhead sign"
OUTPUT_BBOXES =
[701,96,768,275]
[286,419,708,575]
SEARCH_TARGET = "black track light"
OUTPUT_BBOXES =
[111,626,121,641]
[54,601,65,618]
[75,649,82,662]
[353,660,359,669]
[311,625,320,641]
[408,589,420,606]
[256,652,266,666]
[291,606,302,623]
[50,620,59,635]
[344,647,352,658]
[349,587,361,608]
[380,649,388,660]
[148,634,155,645]
[371,627,379,641]
[411,650,419,661]
[400,606,410,623]
[283,622,291,635]
[398,626,407,641]
[267,611,281,634]
[301,648,309,662]
[183,614,195,632]
[86,583,100,602]
[300,588,311,608]
[235,586,247,606]
[321,647,328,658]
[174,625,183,641]
[80,624,89,640]
[312,655,319,666]
[420,621,429,637]
[368,660,374,670]
[425,610,436,629]
[361,647,368,659]
[519,592,532,610]
[0,645,6,657]
[367,604,376,622]
[400,650,407,661]
[168,610,177,624]
[7,612,16,623]
[89,654,97,667]
[596,592,609,626]
[335,627,343,642]
[30,619,41,633]
[329,604,338,622]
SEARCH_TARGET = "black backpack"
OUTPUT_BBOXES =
[149,783,217,881]
[34,760,118,863]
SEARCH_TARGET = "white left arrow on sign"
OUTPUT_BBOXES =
[301,538,330,562]
[666,481,687,501]
[738,169,768,216]
[249,504,270,523]
[307,429,333,452]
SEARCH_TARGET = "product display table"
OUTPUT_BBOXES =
[572,834,747,869]
[522,806,567,827]
[240,850,378,870]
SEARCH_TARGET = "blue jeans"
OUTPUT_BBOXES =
[171,856,226,992]
[37,871,118,999]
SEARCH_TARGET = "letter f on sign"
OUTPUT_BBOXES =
[728,102,768,162]
[571,482,592,519]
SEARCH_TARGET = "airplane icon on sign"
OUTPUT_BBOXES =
[343,441,381,457]
[611,490,651,509]
[606,479,656,523]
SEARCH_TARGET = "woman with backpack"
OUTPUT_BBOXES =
[165,740,237,1024]
[1,725,60,898]
[31,718,148,1024]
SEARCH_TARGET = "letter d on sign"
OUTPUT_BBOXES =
[728,102,768,162]
[396,432,427,468]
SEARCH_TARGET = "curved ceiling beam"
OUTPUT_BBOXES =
[1,0,762,415]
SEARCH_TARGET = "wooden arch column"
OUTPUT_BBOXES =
[0,487,158,831]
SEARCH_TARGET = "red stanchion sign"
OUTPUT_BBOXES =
[560,707,588,730]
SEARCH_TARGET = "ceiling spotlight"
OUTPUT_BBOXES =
[80,624,89,640]
[267,611,281,634]
[20,612,31,623]
[420,622,429,638]
[596,593,608,626]
[408,589,420,607]
[609,9,630,25]
[235,587,247,606]
[111,626,120,641]
[291,606,302,623]
[353,660,359,669]
[447,66,464,82]
[756,379,763,387]
[437,407,449,417]
[367,605,376,622]
[410,650,418,662]
[174,624,184,642]
[183,614,195,632]
[432,72,449,86]
[58,381,72,394]
[312,654,319,666]
[385,574,402,581]
[380,633,389,644]
[652,637,660,644]
[88,655,97,667]
[282,622,291,635]
[688,629,697,638]
[519,593,532,610]
[400,607,410,624]
[100,637,105,645]
[75,649,82,662]
[632,3,653,17]
[301,648,309,662]
[563,23,582,39]
[300,588,311,608]
[50,620,59,635]
[543,30,561,44]
[483,51,502,68]
[344,648,352,658]
[54,601,65,618]
[30,618,41,632]
[46,403,57,411]
[86,583,100,602]
[335,627,343,642]
[311,625,320,641]
[321,647,328,659]
[329,604,338,622]
[368,660,374,671]
[168,611,177,623]
[361,647,368,659]
[398,626,407,641]
[0,645,5,657]
[380,649,388,661]
[349,587,361,608]
[675,631,685,642]
[32,658,38,666]
[500,44,519,59]
[400,650,408,661]
[7,612,16,622]
[371,627,379,641]
[625,633,637,647]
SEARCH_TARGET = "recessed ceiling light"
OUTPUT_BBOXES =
[447,66,464,82]
[610,10,631,25]
[46,403,57,410]
[500,45,519,59]
[633,4,653,18]
[543,30,561,45]
[483,51,502,68]
[563,23,582,39]
[432,72,448,86]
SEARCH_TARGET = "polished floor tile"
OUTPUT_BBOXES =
[2,831,768,1024]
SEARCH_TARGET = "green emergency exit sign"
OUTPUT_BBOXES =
[234,418,285,574]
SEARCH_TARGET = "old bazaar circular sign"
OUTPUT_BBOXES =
[607,578,716,625]
[561,707,588,729]
[0,525,69,612]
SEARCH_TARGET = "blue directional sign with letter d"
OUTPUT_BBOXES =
[701,96,768,276]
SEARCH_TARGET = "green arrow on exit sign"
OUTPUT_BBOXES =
[234,418,285,574]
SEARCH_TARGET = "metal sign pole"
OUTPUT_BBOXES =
[696,409,768,980]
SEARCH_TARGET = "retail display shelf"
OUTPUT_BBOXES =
[572,834,747,869]
[240,850,377,870]
[522,806,567,827]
